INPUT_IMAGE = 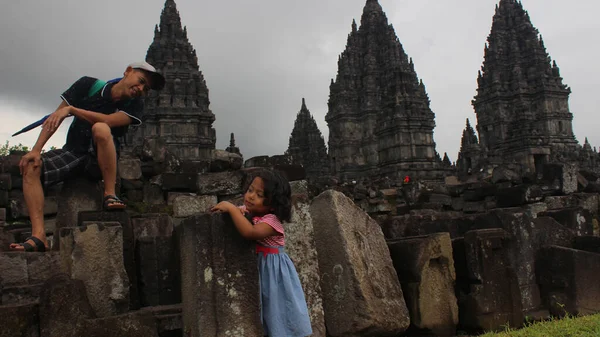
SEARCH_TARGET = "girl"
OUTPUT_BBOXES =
[210,169,312,337]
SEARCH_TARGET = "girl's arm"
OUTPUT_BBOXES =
[211,201,277,240]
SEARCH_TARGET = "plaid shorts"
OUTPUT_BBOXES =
[41,148,93,188]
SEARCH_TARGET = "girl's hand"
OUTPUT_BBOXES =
[210,201,235,213]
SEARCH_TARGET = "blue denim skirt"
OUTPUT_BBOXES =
[257,245,313,337]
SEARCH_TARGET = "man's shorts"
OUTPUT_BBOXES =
[41,148,93,188]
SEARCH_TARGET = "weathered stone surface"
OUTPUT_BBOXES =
[0,252,61,288]
[537,246,600,317]
[1,283,42,304]
[136,236,181,307]
[180,213,262,337]
[572,236,600,254]
[197,171,244,195]
[172,194,217,218]
[162,173,198,191]
[382,212,475,240]
[491,166,521,184]
[539,208,593,237]
[286,194,326,337]
[0,302,39,337]
[310,190,409,336]
[0,173,11,190]
[9,194,58,219]
[474,210,540,313]
[455,229,523,332]
[59,223,129,317]
[495,185,543,208]
[144,183,165,205]
[55,176,102,248]
[131,213,173,240]
[39,274,160,337]
[387,233,458,336]
[139,304,182,336]
[39,274,94,337]
[119,158,142,180]
[78,211,139,310]
[210,149,243,172]
[543,163,579,195]
[244,155,270,168]
[544,193,599,216]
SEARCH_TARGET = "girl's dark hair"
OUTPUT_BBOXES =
[245,169,292,222]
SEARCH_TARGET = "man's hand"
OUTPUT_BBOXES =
[19,150,42,175]
[43,106,71,132]
[210,201,236,214]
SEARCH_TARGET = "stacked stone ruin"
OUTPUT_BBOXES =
[2,0,600,336]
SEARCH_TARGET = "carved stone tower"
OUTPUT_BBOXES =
[129,0,216,160]
[326,0,443,181]
[456,119,481,175]
[472,0,577,173]
[286,98,329,178]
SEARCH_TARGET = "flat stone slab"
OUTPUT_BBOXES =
[310,190,410,336]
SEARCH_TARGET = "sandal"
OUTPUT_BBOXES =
[10,236,47,252]
[104,194,126,211]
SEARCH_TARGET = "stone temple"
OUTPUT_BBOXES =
[458,0,580,175]
[326,0,450,182]
[286,98,329,179]
[127,0,216,160]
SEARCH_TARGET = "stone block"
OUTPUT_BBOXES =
[244,155,270,168]
[59,223,129,317]
[144,183,165,205]
[0,207,5,221]
[0,252,61,288]
[180,213,262,337]
[0,190,8,208]
[38,274,159,337]
[136,236,181,307]
[539,208,593,237]
[456,229,523,332]
[55,176,102,248]
[537,246,600,317]
[491,166,521,184]
[10,195,58,219]
[179,160,211,174]
[78,211,139,310]
[310,190,410,336]
[121,178,144,190]
[0,173,11,190]
[463,201,486,213]
[286,195,326,337]
[522,202,548,218]
[0,303,39,337]
[139,304,183,336]
[387,233,458,336]
[131,213,173,240]
[572,236,600,254]
[167,192,190,205]
[162,173,197,191]
[172,194,217,218]
[2,283,42,305]
[119,158,142,180]
[463,182,496,202]
[543,163,578,195]
[197,171,244,196]
[495,185,543,208]
[210,149,243,172]
[290,180,309,196]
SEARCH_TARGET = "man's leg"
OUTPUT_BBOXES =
[10,161,47,251]
[92,123,122,206]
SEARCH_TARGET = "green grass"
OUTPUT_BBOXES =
[480,314,600,337]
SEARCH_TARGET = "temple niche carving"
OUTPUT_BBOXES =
[469,0,580,174]
[326,0,450,182]
[286,99,329,179]
[127,0,216,160]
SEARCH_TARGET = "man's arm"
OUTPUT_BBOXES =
[46,105,132,130]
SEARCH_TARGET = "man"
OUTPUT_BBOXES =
[10,61,165,252]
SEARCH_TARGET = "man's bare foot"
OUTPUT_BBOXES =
[9,235,48,252]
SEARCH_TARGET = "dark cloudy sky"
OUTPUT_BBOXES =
[1,0,598,161]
